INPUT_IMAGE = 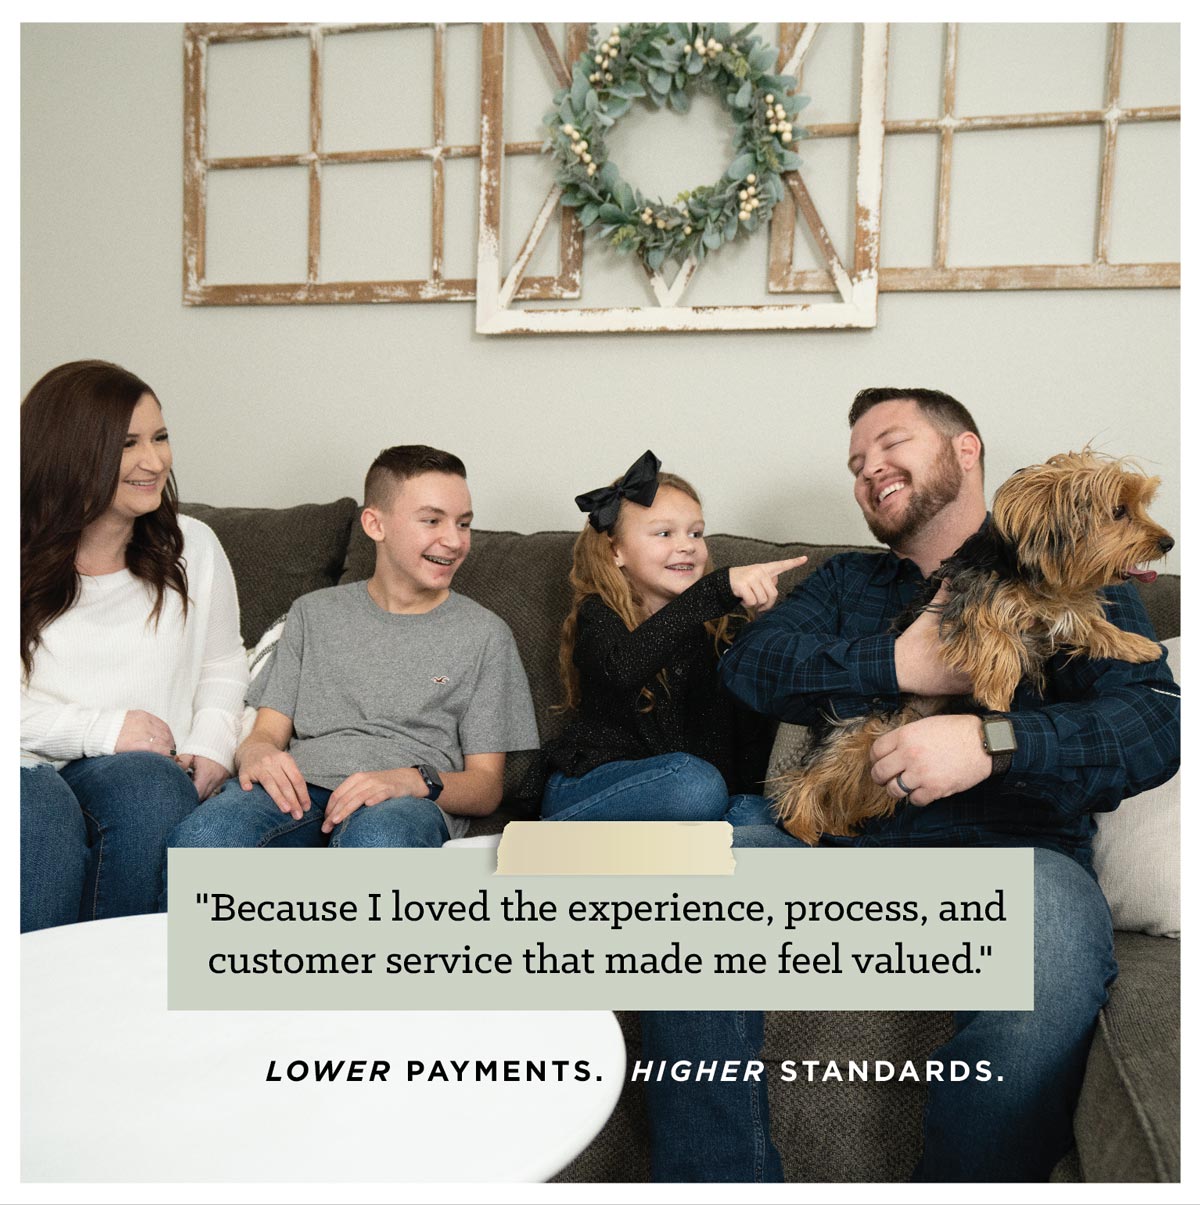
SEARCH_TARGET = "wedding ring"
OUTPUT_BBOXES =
[894,772,913,799]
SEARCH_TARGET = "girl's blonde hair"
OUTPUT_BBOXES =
[557,471,732,711]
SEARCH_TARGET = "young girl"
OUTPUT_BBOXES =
[20,360,247,932]
[540,450,806,823]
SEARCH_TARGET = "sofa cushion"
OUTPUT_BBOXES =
[181,498,358,647]
[1073,931,1180,1181]
[764,1009,952,1182]
[1133,574,1179,640]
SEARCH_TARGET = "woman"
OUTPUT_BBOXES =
[21,360,247,932]
[540,450,806,822]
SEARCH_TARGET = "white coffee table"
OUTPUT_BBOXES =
[22,913,625,1182]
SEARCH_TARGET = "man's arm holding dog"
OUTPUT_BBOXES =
[722,561,1178,814]
[870,584,1179,813]
[720,559,969,724]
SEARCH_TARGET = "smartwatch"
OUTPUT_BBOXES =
[980,715,1017,776]
[412,764,444,802]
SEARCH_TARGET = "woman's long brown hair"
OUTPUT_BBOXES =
[558,471,731,711]
[21,360,188,678]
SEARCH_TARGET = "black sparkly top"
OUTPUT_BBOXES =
[542,569,775,793]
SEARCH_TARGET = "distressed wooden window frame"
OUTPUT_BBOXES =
[475,23,889,335]
[769,22,1180,294]
[182,21,585,305]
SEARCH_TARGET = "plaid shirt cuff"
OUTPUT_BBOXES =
[1008,711,1059,775]
[849,633,901,701]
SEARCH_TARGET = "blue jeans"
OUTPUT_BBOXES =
[642,843,1117,1182]
[641,1010,785,1183]
[21,753,200,933]
[541,753,774,824]
[169,780,451,849]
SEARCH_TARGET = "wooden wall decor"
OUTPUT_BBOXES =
[768,22,1179,294]
[184,22,1177,312]
[474,23,890,335]
[183,22,585,305]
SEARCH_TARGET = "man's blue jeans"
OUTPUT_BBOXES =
[643,835,1117,1183]
[168,780,451,850]
[541,753,775,824]
[21,753,199,933]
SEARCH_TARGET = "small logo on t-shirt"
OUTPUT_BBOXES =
[431,675,449,684]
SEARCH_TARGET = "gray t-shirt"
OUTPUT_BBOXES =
[247,582,538,838]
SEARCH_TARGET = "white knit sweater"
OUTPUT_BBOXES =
[21,515,248,770]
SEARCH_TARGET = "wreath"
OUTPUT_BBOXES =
[544,23,808,270]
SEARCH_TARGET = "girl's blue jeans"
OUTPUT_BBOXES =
[541,752,775,824]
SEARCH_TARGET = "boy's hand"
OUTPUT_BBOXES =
[322,767,426,833]
[238,741,311,819]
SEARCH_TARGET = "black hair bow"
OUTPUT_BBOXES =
[574,450,662,533]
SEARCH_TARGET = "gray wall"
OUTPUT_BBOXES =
[21,22,1179,563]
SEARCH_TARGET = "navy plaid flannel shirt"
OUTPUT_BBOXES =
[718,544,1180,865]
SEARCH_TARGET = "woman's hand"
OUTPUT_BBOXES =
[176,753,230,801]
[728,556,809,612]
[115,709,177,756]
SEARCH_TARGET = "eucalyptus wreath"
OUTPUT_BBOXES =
[543,22,809,270]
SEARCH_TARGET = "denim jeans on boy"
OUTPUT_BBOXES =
[643,836,1116,1182]
[21,752,199,933]
[541,752,775,824]
[169,780,451,850]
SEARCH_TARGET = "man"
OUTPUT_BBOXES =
[171,445,538,850]
[641,388,1179,1182]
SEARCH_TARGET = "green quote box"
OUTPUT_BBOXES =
[168,847,1033,1011]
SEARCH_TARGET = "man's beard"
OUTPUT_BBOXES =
[864,437,964,546]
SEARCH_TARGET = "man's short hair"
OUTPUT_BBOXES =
[848,387,984,466]
[364,445,467,508]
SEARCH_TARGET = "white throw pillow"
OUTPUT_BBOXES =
[238,614,287,743]
[1092,636,1180,937]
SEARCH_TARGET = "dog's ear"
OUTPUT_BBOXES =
[993,464,1059,576]
[992,453,1103,583]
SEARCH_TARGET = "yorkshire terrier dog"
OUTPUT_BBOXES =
[771,450,1174,845]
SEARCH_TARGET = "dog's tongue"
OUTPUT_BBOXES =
[1128,568,1158,583]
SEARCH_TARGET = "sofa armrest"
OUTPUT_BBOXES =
[1073,931,1180,1182]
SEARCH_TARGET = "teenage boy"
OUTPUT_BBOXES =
[640,389,1179,1183]
[171,445,538,849]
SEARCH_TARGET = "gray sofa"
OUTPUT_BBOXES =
[182,496,1180,1183]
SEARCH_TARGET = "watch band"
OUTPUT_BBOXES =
[412,764,444,802]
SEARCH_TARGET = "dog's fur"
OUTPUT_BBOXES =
[770,450,1173,845]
